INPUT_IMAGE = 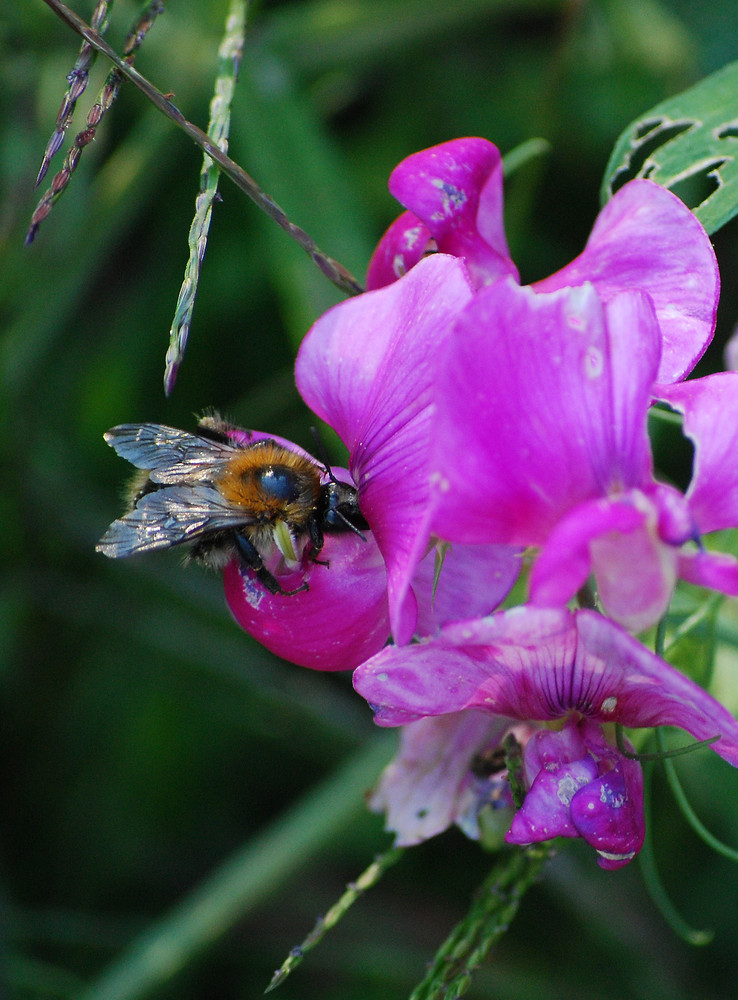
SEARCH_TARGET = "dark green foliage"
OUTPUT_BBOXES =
[5,2,738,997]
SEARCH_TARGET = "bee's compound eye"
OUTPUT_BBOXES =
[258,466,300,502]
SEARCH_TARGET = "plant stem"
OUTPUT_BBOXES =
[38,0,364,296]
[77,734,395,1000]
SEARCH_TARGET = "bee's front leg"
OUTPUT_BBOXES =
[234,532,309,596]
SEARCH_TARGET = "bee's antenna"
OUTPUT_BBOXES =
[309,426,339,482]
[334,509,367,540]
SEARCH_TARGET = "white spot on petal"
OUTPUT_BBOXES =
[556,774,581,806]
[240,569,265,609]
[601,696,617,713]
[583,345,603,379]
[392,255,408,279]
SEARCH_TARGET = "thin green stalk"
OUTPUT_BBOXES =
[77,734,395,1000]
[164,0,248,395]
[658,730,738,862]
[27,1,165,245]
[408,845,552,1000]
[639,762,713,946]
[39,0,364,297]
[266,845,405,991]
[34,0,115,188]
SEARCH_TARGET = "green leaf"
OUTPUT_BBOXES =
[601,59,738,234]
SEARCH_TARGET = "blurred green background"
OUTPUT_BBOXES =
[4,1,738,997]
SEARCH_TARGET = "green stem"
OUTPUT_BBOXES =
[78,734,395,1000]
[639,762,713,946]
[408,845,552,1000]
[38,0,364,297]
[266,845,405,991]
[164,0,248,395]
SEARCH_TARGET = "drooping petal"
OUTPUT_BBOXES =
[429,281,658,546]
[588,513,679,633]
[354,606,738,767]
[368,712,510,845]
[296,254,475,643]
[224,530,389,671]
[366,211,433,290]
[384,137,519,288]
[533,179,719,383]
[658,373,738,533]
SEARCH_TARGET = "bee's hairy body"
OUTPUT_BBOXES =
[97,414,368,596]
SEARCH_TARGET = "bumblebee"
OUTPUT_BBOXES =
[96,414,369,595]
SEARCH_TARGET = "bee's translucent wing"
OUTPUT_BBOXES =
[96,484,255,557]
[104,423,236,484]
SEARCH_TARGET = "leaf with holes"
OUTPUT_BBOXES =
[602,60,738,235]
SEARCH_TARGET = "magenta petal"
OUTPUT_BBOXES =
[296,254,475,642]
[574,611,738,766]
[602,291,661,483]
[530,489,680,633]
[529,496,646,610]
[354,606,577,725]
[570,760,644,870]
[354,606,738,768]
[533,179,719,383]
[366,211,433,290]
[413,543,522,635]
[506,754,599,844]
[589,513,678,633]
[678,548,738,596]
[387,138,518,288]
[368,712,510,845]
[507,721,644,866]
[658,373,738,532]
[430,281,656,545]
[224,532,389,671]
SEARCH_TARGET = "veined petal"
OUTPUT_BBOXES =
[224,531,389,671]
[354,606,738,767]
[386,137,518,288]
[430,281,656,545]
[296,254,475,642]
[355,606,577,725]
[533,179,719,383]
[366,211,432,290]
[658,373,738,533]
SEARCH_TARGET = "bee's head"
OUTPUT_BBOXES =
[319,478,369,537]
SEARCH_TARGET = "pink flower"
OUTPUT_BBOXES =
[226,255,520,666]
[427,279,738,631]
[367,137,718,384]
[354,606,738,868]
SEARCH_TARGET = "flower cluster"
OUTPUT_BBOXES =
[227,138,738,868]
